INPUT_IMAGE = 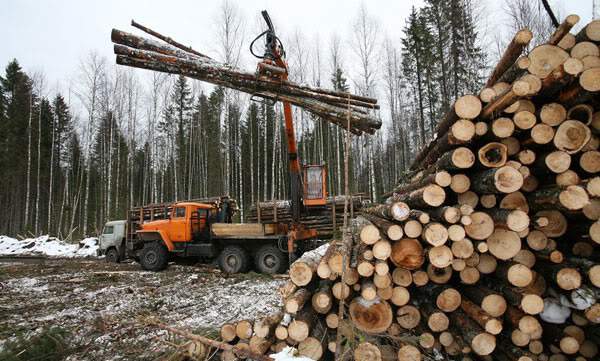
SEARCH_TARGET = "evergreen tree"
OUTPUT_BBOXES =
[331,68,350,92]
[52,94,73,167]
[448,0,486,96]
[424,0,451,111]
[205,87,224,197]
[1,60,33,234]
[402,8,428,147]
[171,75,194,198]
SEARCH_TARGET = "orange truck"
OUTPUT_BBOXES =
[99,197,316,274]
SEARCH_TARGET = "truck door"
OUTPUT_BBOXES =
[171,206,187,242]
[192,209,210,241]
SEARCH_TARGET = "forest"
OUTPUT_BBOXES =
[0,0,559,238]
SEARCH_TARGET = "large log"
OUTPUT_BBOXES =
[575,19,600,43]
[548,15,580,45]
[348,297,394,334]
[388,184,446,208]
[390,238,425,270]
[485,29,533,87]
[470,166,524,194]
[290,246,326,286]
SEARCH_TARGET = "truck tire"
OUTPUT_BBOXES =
[105,248,120,263]
[140,242,169,271]
[218,246,249,274]
[255,245,287,274]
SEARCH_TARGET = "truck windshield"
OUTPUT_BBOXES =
[103,226,114,234]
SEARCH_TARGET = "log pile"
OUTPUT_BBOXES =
[246,196,371,238]
[110,21,381,135]
[216,18,600,361]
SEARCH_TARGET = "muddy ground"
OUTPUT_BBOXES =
[0,257,285,360]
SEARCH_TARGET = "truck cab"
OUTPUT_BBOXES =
[99,220,127,262]
[125,198,296,274]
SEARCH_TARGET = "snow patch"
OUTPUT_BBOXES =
[540,298,571,324]
[9,277,49,292]
[270,346,315,361]
[356,296,381,308]
[0,235,99,258]
[299,243,329,260]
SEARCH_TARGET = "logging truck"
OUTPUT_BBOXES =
[99,197,320,274]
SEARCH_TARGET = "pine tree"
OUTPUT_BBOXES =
[402,8,427,147]
[1,60,33,234]
[448,0,486,96]
[171,75,194,199]
[424,0,451,111]
[331,68,350,92]
[205,87,224,197]
[52,95,72,167]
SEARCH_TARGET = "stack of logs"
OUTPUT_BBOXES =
[246,196,370,238]
[216,16,600,361]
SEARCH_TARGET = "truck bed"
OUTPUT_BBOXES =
[210,223,283,238]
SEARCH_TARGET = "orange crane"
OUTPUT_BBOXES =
[251,10,328,260]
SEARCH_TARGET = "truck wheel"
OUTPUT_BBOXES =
[255,245,287,274]
[218,246,249,274]
[105,248,120,263]
[140,242,169,271]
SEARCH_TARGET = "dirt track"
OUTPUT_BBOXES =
[0,257,285,360]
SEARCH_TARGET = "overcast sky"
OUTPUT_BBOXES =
[0,0,595,98]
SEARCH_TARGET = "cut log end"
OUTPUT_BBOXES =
[478,142,508,168]
[494,166,524,193]
[471,332,496,356]
[397,345,422,361]
[354,342,382,361]
[559,185,590,210]
[349,297,394,334]
[455,94,483,119]
[554,120,592,154]
[422,184,446,207]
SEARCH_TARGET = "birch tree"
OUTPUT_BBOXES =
[76,52,105,236]
[351,4,380,200]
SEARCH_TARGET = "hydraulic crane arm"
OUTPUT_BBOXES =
[251,10,319,261]
[253,10,303,223]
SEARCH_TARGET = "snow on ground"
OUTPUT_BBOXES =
[0,235,99,258]
[271,346,315,361]
[0,258,285,360]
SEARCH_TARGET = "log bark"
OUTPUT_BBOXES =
[288,306,317,342]
[361,202,409,222]
[548,14,581,45]
[485,29,533,87]
[470,166,524,194]
[285,288,312,314]
[360,214,403,241]
[449,309,496,355]
[290,248,324,286]
[575,19,600,42]
[254,313,284,339]
[388,184,446,208]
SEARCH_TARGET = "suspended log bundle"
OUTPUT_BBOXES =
[246,196,371,238]
[111,21,381,135]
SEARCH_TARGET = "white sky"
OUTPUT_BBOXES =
[0,0,595,101]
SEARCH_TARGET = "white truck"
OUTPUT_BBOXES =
[98,220,128,263]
